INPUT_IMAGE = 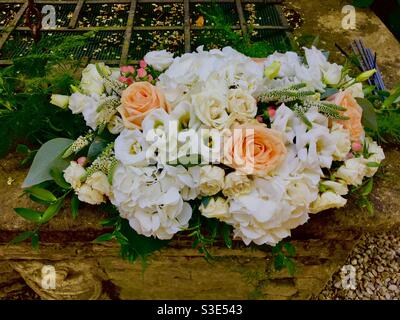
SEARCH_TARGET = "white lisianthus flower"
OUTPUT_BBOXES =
[199,197,230,220]
[227,88,257,119]
[346,82,364,99]
[330,123,351,161]
[322,63,342,85]
[336,158,367,186]
[320,180,348,195]
[365,137,385,177]
[77,184,105,205]
[222,171,252,198]
[63,161,86,190]
[144,50,174,71]
[114,128,150,166]
[271,103,297,143]
[192,87,229,129]
[199,165,225,196]
[107,115,125,134]
[80,63,105,96]
[50,94,69,109]
[86,171,111,197]
[170,101,201,130]
[309,191,347,213]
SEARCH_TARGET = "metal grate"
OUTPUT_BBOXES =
[0,0,293,66]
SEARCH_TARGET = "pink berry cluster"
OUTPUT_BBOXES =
[118,60,154,86]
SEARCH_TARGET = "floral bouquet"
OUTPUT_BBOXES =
[16,46,384,262]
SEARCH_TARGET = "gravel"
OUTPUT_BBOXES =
[318,230,400,300]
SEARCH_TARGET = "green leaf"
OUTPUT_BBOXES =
[40,198,64,224]
[14,208,42,223]
[22,138,74,188]
[25,187,57,203]
[382,85,400,108]
[320,88,339,100]
[100,217,118,227]
[10,231,34,244]
[16,144,30,154]
[284,257,296,276]
[93,233,114,243]
[87,137,108,162]
[31,232,40,250]
[367,161,380,168]
[356,98,378,132]
[274,252,285,270]
[361,178,373,196]
[201,196,211,208]
[284,242,296,257]
[50,168,71,189]
[222,223,232,249]
[365,199,374,215]
[71,194,79,219]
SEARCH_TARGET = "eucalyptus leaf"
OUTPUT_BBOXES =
[10,231,34,244]
[14,208,42,223]
[40,198,65,224]
[87,137,108,161]
[26,187,57,203]
[356,98,378,132]
[22,138,74,188]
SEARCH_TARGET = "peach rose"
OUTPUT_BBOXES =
[222,123,287,176]
[118,82,170,128]
[327,90,364,143]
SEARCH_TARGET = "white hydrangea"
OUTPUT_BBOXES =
[110,164,197,240]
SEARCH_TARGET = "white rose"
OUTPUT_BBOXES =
[365,138,385,177]
[50,94,69,109]
[222,171,252,197]
[192,86,229,129]
[63,161,86,190]
[199,165,225,196]
[320,180,348,195]
[144,50,174,71]
[77,184,105,205]
[80,63,105,95]
[336,158,367,186]
[310,191,347,213]
[199,197,230,220]
[227,89,257,119]
[86,171,111,196]
[330,123,351,161]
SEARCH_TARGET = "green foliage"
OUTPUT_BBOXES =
[350,177,375,215]
[271,241,296,276]
[199,3,285,57]
[0,33,94,158]
[352,0,375,7]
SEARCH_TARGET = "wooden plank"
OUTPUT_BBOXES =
[68,0,85,29]
[235,0,247,35]
[0,1,28,52]
[274,3,297,50]
[183,0,190,52]
[120,0,137,65]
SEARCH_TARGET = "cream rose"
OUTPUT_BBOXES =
[365,137,385,177]
[86,171,111,197]
[223,123,287,176]
[227,89,257,119]
[335,158,367,186]
[222,171,252,197]
[63,161,86,190]
[118,82,170,129]
[80,64,105,95]
[199,165,225,196]
[310,191,347,213]
[77,184,105,205]
[320,180,348,195]
[192,89,229,129]
[199,197,230,220]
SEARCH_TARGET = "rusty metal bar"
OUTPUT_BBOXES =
[183,0,190,52]
[68,0,85,29]
[120,0,137,65]
[0,1,28,52]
